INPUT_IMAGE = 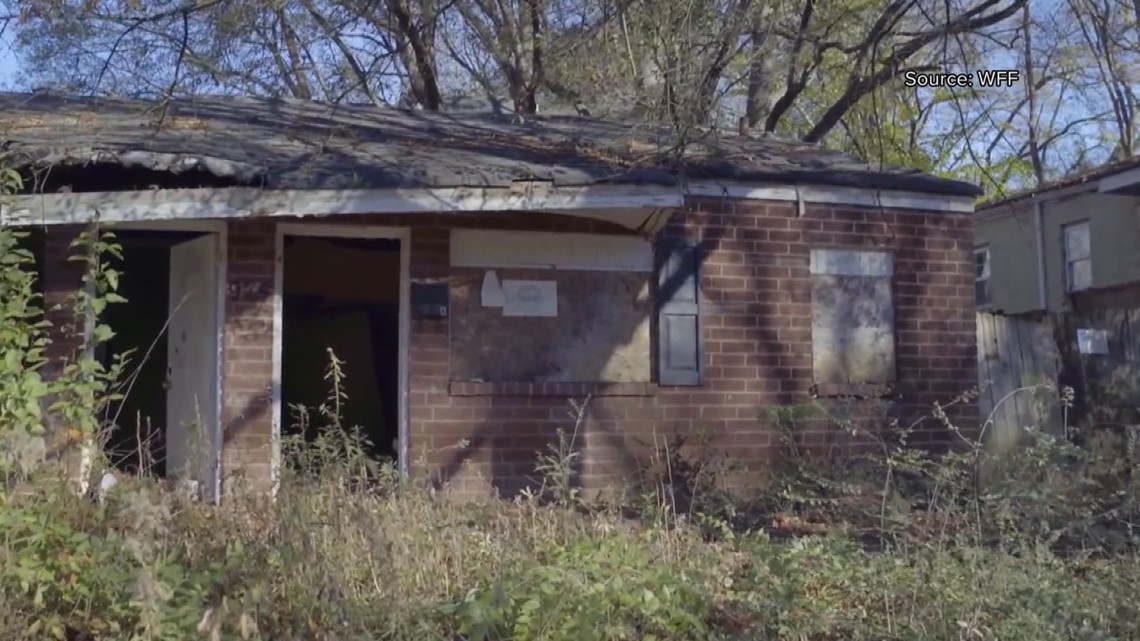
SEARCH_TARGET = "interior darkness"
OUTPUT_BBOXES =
[281,236,401,465]
[19,162,256,195]
[99,230,205,476]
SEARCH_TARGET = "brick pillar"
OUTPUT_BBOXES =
[42,226,86,372]
[40,225,88,483]
[221,220,276,495]
[406,226,451,479]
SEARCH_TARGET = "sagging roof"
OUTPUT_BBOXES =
[0,92,982,197]
[978,155,1140,211]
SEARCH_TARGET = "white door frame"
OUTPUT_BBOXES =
[82,219,228,503]
[272,223,411,494]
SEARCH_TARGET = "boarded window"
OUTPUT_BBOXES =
[974,245,991,306]
[810,248,896,386]
[656,241,701,386]
[1063,221,1091,292]
[448,230,655,384]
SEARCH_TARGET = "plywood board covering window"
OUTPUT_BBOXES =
[448,230,653,384]
[810,248,897,387]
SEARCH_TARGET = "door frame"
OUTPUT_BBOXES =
[83,219,228,503]
[272,223,412,494]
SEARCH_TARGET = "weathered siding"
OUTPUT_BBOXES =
[42,200,979,501]
[976,194,1140,315]
[973,208,1039,315]
[1043,194,1140,307]
[976,302,1140,455]
[975,311,1064,449]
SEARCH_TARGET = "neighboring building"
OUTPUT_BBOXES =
[974,159,1140,315]
[0,92,981,503]
[974,159,1140,445]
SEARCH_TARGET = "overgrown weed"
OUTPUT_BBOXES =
[2,168,1139,638]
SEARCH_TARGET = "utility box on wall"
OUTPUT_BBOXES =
[411,281,449,320]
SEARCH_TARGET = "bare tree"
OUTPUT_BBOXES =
[738,0,1031,141]
[450,0,546,113]
[1067,0,1138,158]
[20,0,1140,198]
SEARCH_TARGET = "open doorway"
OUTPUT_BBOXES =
[97,228,222,500]
[279,233,403,469]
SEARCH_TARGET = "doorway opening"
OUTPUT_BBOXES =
[97,229,221,499]
[280,234,402,469]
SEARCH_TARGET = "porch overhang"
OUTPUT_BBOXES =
[1,180,976,233]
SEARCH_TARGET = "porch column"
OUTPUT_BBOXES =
[221,220,277,496]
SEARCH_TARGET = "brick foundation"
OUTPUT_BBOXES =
[40,199,978,501]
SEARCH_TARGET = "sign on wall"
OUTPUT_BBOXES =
[502,280,558,317]
[1077,328,1109,355]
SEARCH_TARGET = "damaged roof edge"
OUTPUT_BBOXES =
[8,148,982,199]
[2,89,980,199]
[11,149,270,186]
[977,155,1140,210]
[700,168,982,198]
[1,179,976,229]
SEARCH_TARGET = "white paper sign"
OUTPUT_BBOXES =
[502,280,557,317]
[481,270,504,307]
[1077,328,1109,355]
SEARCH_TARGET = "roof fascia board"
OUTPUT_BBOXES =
[684,183,975,213]
[2,180,973,226]
[977,178,1140,222]
[1,185,683,226]
[1097,165,1140,194]
[977,181,1103,218]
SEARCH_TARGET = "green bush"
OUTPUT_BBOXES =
[2,161,1140,640]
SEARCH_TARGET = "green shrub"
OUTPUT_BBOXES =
[2,160,1140,640]
[440,534,709,641]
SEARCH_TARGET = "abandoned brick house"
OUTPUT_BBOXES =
[0,92,982,502]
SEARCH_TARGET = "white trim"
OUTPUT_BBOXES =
[450,229,653,271]
[96,219,227,503]
[977,182,1099,218]
[2,185,678,225]
[2,180,974,227]
[548,208,670,235]
[271,223,412,493]
[809,248,893,277]
[683,183,976,214]
[1098,166,1140,194]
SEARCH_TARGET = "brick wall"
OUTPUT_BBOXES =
[408,200,976,501]
[222,220,276,494]
[40,198,978,501]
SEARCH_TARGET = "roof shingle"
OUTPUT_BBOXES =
[0,92,982,197]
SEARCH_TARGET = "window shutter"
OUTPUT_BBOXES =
[657,241,701,386]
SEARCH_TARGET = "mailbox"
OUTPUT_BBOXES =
[411,282,449,320]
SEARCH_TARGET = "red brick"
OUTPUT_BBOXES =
[39,202,978,499]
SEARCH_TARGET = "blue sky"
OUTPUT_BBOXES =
[0,10,1121,187]
[0,28,16,88]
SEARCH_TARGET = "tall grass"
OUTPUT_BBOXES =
[1,169,1138,638]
